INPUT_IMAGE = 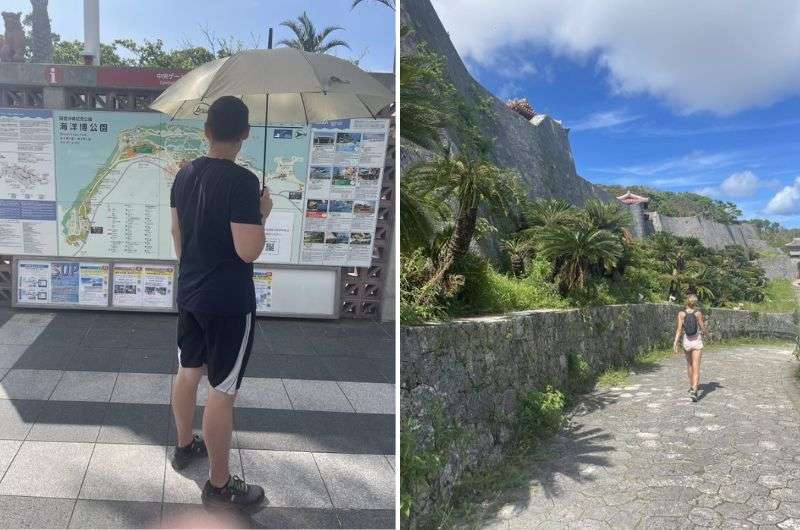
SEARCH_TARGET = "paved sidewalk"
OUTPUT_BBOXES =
[0,308,395,529]
[478,343,800,529]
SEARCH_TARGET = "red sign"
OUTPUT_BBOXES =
[96,67,188,88]
[44,65,63,84]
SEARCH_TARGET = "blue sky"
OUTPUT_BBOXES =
[4,0,394,72]
[431,0,800,227]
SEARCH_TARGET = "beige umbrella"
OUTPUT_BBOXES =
[150,48,393,185]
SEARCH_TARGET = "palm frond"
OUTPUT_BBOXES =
[318,39,351,53]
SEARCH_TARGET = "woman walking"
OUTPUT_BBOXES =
[673,294,707,402]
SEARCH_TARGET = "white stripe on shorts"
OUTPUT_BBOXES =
[215,312,251,395]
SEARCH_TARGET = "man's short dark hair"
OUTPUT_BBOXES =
[205,96,249,142]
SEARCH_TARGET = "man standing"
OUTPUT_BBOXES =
[169,95,271,510]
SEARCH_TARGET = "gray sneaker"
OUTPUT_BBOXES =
[171,434,207,470]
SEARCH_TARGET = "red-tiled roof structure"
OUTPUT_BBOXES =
[616,190,650,205]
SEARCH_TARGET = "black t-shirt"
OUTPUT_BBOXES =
[170,156,262,316]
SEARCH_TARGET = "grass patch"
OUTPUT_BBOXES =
[739,279,797,313]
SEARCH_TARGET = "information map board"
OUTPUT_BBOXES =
[13,257,339,318]
[0,108,389,268]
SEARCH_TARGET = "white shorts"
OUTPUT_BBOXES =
[683,333,703,352]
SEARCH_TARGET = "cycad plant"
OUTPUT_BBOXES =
[501,237,534,277]
[524,198,575,228]
[536,222,624,291]
[583,199,633,241]
[399,177,449,252]
[408,156,523,296]
[278,12,350,53]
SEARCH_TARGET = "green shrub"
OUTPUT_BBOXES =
[400,419,441,523]
[400,249,451,325]
[450,254,568,316]
[516,385,566,444]
[566,352,593,395]
[738,279,797,313]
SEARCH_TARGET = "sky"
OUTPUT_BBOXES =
[3,0,395,72]
[430,0,800,227]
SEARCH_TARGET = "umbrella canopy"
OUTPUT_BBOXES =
[149,48,393,125]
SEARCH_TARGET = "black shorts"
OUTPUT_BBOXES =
[177,308,255,395]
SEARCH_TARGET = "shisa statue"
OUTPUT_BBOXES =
[0,12,26,62]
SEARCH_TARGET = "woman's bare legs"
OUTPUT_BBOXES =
[684,349,693,389]
[691,349,702,391]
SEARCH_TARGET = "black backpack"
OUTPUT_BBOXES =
[683,311,698,336]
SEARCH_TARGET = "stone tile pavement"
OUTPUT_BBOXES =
[476,343,800,529]
[0,308,396,529]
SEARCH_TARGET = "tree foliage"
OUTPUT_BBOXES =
[277,11,350,53]
[399,31,456,149]
[352,0,395,9]
[21,14,244,68]
[599,185,742,224]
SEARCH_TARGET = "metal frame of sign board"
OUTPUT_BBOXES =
[253,263,341,320]
[11,256,341,319]
[12,256,177,313]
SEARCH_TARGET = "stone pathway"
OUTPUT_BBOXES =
[479,343,800,529]
[0,308,395,529]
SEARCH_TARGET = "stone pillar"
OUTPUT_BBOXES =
[380,229,396,322]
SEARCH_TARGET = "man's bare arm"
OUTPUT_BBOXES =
[231,186,272,263]
[231,222,265,263]
[171,207,181,260]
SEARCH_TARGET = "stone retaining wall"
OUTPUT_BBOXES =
[401,303,797,523]
[644,213,768,251]
[757,256,799,280]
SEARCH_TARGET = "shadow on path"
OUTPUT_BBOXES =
[465,421,616,524]
[696,381,723,401]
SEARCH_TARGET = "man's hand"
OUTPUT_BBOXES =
[260,186,273,223]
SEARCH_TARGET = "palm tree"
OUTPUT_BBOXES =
[352,0,395,9]
[278,12,350,54]
[409,156,523,296]
[536,223,624,291]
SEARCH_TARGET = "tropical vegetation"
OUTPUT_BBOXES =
[278,11,350,53]
[598,184,742,224]
[399,41,775,325]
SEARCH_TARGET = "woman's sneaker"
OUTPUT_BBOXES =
[690,389,699,402]
[171,434,208,470]
[201,475,265,511]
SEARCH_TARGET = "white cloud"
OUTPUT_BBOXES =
[570,110,639,131]
[431,0,800,114]
[695,187,719,198]
[497,81,523,100]
[765,177,800,215]
[720,171,760,197]
[617,150,741,177]
[493,60,537,79]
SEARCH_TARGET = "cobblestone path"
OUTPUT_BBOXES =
[479,343,800,529]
